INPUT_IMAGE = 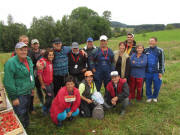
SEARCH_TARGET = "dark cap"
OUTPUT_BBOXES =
[52,37,62,44]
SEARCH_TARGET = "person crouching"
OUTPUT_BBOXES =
[50,76,81,127]
[105,71,129,115]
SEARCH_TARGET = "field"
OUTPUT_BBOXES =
[0,29,180,135]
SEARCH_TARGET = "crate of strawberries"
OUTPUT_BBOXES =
[0,88,7,111]
[0,109,23,135]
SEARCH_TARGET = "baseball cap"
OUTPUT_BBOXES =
[15,42,27,49]
[31,39,39,44]
[84,71,93,77]
[99,35,108,41]
[110,71,119,77]
[72,42,79,49]
[52,37,62,44]
[87,37,93,42]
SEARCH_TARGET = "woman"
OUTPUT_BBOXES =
[115,42,131,82]
[129,44,147,101]
[79,71,97,117]
[50,76,81,127]
[37,48,54,115]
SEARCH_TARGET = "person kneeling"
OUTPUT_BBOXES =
[105,71,129,115]
[50,76,81,127]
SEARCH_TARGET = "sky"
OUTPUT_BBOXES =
[0,0,180,28]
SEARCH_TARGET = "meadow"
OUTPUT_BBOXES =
[0,29,180,135]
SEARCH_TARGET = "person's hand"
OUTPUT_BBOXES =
[86,99,93,104]
[159,73,162,79]
[112,96,118,102]
[67,111,72,118]
[132,61,135,64]
[12,99,20,106]
[31,90,35,96]
[92,68,96,73]
[81,68,87,73]
[36,61,43,70]
[111,100,116,105]
[80,50,88,58]
[41,84,46,90]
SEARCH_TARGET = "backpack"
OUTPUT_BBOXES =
[92,104,104,120]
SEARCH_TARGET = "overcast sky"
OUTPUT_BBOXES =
[0,0,180,28]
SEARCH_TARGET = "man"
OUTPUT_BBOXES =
[28,39,44,113]
[124,33,136,56]
[83,37,96,70]
[90,35,115,92]
[104,71,129,115]
[68,42,87,87]
[4,42,35,128]
[144,37,165,103]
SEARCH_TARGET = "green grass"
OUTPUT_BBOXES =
[1,29,180,135]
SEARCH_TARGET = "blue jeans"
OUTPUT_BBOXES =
[57,108,79,122]
[145,73,162,99]
[13,94,31,128]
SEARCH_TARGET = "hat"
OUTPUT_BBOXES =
[87,37,93,42]
[84,71,93,77]
[52,37,62,44]
[72,42,79,49]
[99,35,108,41]
[127,33,134,38]
[110,71,119,77]
[31,39,39,44]
[15,42,27,49]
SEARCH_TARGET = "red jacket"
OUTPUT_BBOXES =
[106,79,126,97]
[50,86,81,124]
[37,58,53,85]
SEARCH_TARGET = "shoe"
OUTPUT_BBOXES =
[68,116,73,121]
[57,121,63,127]
[153,98,158,102]
[146,99,152,103]
[120,110,126,116]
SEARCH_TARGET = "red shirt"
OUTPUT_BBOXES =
[50,86,81,124]
[19,58,30,72]
[37,58,53,85]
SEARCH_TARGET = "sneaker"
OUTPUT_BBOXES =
[57,121,63,127]
[153,98,158,102]
[120,110,126,116]
[68,116,73,121]
[146,99,152,103]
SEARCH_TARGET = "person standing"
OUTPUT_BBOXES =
[90,35,115,92]
[145,37,165,103]
[4,42,35,128]
[124,33,136,56]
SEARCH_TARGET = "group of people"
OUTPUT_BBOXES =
[3,33,165,128]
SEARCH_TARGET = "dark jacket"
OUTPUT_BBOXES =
[124,40,136,56]
[144,46,165,74]
[104,79,129,105]
[28,49,42,69]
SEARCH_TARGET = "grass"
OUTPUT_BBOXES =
[1,29,180,135]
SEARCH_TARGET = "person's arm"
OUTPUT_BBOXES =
[37,60,46,89]
[70,89,81,113]
[131,54,147,68]
[104,88,112,105]
[125,57,131,80]
[79,83,92,103]
[117,82,129,101]
[110,50,115,71]
[89,48,98,71]
[158,48,165,75]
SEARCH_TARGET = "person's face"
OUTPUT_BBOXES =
[21,38,29,45]
[48,52,54,61]
[72,48,79,54]
[127,35,133,43]
[100,40,108,48]
[85,76,93,83]
[111,76,120,84]
[119,44,126,53]
[149,38,157,48]
[15,47,28,59]
[87,41,93,48]
[53,43,62,50]
[66,81,75,92]
[136,46,144,54]
[32,43,39,50]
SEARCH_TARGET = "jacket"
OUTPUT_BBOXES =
[124,40,136,56]
[144,46,165,74]
[3,55,35,100]
[50,86,81,124]
[130,53,147,78]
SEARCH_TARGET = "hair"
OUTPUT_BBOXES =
[19,35,28,42]
[43,48,54,59]
[127,33,134,38]
[150,37,158,42]
[65,75,75,84]
[119,42,126,47]
[136,44,144,49]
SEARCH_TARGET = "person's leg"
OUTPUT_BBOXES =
[152,73,162,99]
[13,95,31,128]
[129,76,136,100]
[145,73,153,99]
[103,70,111,89]
[94,70,103,92]
[80,100,92,117]
[53,75,63,96]
[29,95,34,113]
[141,79,145,98]
[35,77,44,104]
[136,78,144,100]
[57,110,67,122]
[120,97,129,115]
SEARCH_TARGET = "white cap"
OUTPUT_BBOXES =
[99,35,108,41]
[110,71,119,77]
[31,39,39,44]
[15,42,27,49]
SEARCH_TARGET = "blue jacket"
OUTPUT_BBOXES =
[53,46,71,76]
[144,46,165,74]
[130,53,147,78]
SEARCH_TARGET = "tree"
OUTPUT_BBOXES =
[7,14,13,25]
[165,24,175,30]
[102,10,111,21]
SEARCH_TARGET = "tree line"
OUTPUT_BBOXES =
[0,7,112,52]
